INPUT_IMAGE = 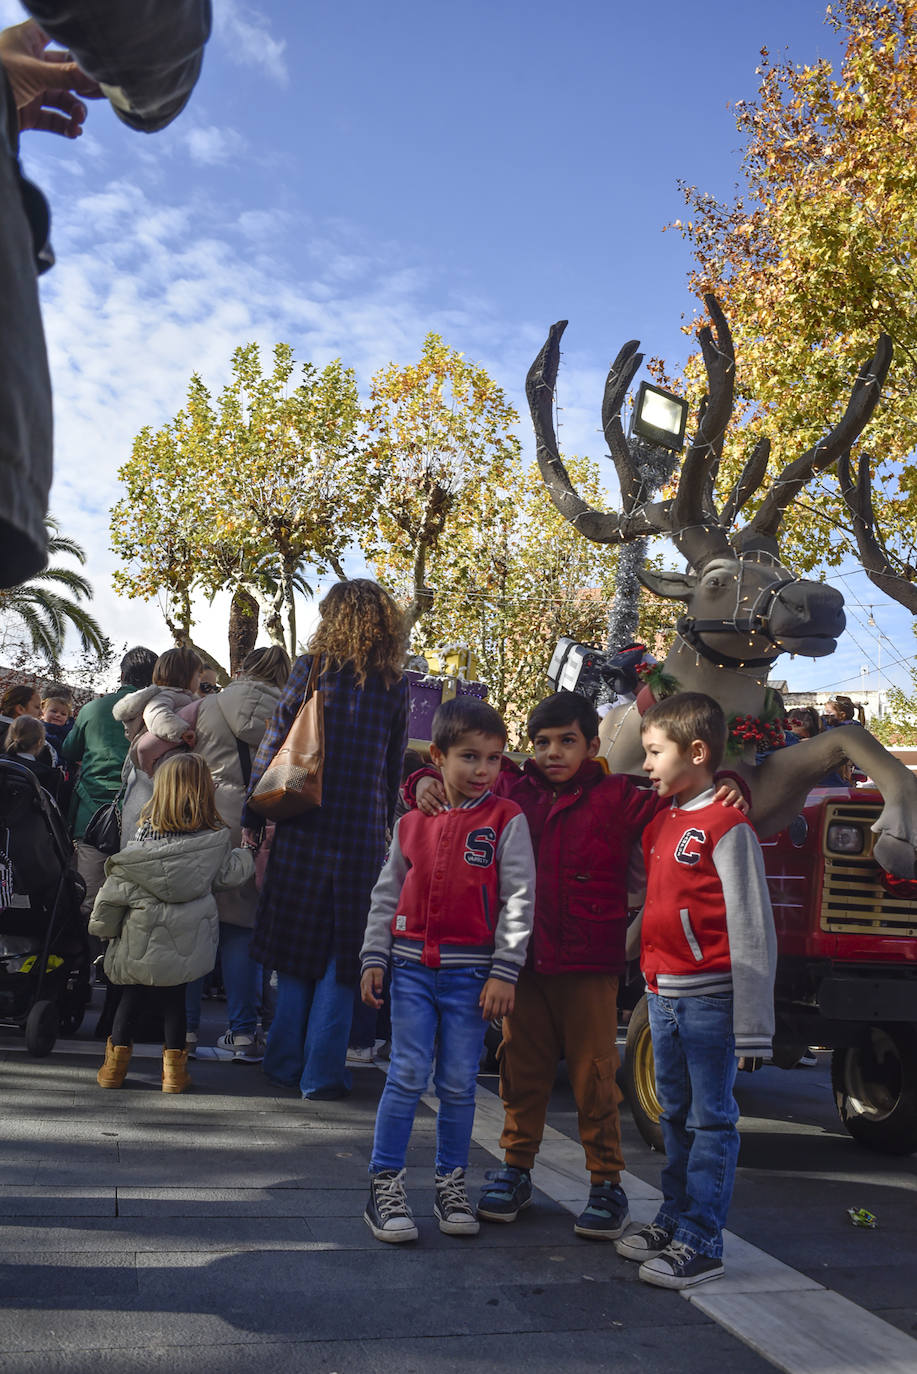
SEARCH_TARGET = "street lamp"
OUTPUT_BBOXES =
[629,381,689,452]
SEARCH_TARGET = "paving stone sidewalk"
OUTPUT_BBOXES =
[0,1025,778,1374]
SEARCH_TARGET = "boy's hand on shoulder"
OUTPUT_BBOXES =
[480,976,514,1020]
[714,782,749,815]
[416,774,448,815]
[361,968,385,1009]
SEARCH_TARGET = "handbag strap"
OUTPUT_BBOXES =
[305,653,322,697]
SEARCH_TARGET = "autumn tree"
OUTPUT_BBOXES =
[362,334,521,629]
[388,452,670,744]
[665,0,917,589]
[111,345,367,670]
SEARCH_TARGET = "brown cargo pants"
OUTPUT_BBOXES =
[499,969,625,1184]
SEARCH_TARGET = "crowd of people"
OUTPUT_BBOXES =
[0,577,813,1290]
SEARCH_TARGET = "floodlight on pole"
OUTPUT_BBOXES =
[630,381,689,452]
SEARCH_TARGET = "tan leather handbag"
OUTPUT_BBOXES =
[247,656,324,820]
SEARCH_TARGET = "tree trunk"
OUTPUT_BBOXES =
[228,587,259,674]
[163,590,229,682]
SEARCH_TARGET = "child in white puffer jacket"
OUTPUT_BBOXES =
[89,753,255,1093]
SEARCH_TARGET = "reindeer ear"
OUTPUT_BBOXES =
[638,568,697,602]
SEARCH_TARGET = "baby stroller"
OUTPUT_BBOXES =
[0,758,91,1055]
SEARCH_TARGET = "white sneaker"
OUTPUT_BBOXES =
[216,1030,264,1064]
[185,1031,198,1060]
[346,1045,376,1067]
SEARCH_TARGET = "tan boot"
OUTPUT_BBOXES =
[162,1048,191,1094]
[97,1038,131,1089]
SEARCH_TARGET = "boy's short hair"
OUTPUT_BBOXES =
[432,696,507,752]
[120,646,159,689]
[527,691,599,742]
[640,692,727,769]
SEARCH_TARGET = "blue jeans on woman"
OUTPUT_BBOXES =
[647,989,740,1259]
[186,922,261,1038]
[370,959,489,1174]
[263,958,354,1099]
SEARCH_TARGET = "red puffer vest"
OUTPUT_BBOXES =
[495,759,663,976]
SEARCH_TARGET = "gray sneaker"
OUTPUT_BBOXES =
[434,1168,479,1236]
[639,1240,724,1289]
[216,1030,264,1064]
[615,1222,675,1261]
[364,1169,418,1244]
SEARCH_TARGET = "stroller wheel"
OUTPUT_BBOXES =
[25,1000,58,1057]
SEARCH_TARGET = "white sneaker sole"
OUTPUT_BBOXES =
[363,1211,418,1244]
[435,1211,480,1236]
[574,1212,629,1240]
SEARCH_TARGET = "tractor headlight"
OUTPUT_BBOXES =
[826,823,865,855]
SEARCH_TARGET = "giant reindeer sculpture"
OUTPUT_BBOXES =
[527,296,917,879]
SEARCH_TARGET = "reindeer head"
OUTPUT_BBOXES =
[527,296,890,672]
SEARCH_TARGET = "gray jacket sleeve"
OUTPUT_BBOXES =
[360,823,409,973]
[490,813,536,984]
[213,846,255,893]
[142,691,190,744]
[24,1,211,133]
[712,825,778,1057]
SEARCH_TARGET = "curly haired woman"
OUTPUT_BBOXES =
[242,580,409,1099]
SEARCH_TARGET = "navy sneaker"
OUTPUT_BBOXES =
[639,1240,724,1289]
[574,1180,630,1240]
[476,1166,533,1222]
[615,1222,674,1261]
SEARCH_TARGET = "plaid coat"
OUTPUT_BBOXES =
[245,655,409,986]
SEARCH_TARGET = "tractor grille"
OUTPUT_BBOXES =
[820,799,917,936]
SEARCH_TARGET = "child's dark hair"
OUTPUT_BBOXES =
[527,691,599,743]
[640,692,727,769]
[432,696,507,752]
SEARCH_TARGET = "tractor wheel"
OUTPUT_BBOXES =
[622,995,664,1152]
[24,999,59,1057]
[832,1024,917,1156]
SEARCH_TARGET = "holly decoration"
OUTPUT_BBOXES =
[635,660,680,700]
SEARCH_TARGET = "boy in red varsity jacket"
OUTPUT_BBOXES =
[410,692,747,1242]
[614,692,776,1292]
[359,696,535,1245]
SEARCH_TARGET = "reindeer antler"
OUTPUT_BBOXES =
[837,448,917,613]
[670,295,734,568]
[720,437,771,530]
[743,334,892,544]
[526,321,659,543]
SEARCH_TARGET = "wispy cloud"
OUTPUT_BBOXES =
[214,0,289,87]
[37,176,528,670]
[183,124,246,166]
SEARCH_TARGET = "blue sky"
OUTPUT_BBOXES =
[8,0,912,699]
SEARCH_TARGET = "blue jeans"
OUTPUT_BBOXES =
[647,990,740,1258]
[263,960,353,1099]
[370,960,489,1174]
[186,922,261,1037]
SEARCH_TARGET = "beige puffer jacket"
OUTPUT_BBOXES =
[88,828,254,986]
[192,677,282,928]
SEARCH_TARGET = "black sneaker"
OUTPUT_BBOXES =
[476,1166,533,1222]
[434,1168,480,1236]
[614,1222,674,1261]
[363,1168,419,1244]
[574,1180,629,1240]
[639,1240,724,1289]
